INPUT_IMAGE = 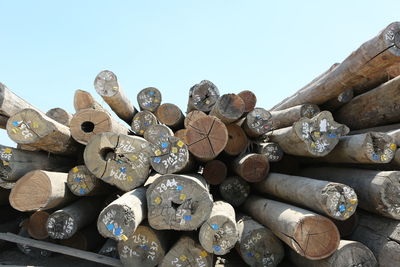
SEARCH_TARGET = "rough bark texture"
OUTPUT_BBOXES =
[187,80,220,113]
[143,124,174,144]
[237,90,257,113]
[67,165,111,196]
[131,110,158,136]
[210,94,245,124]
[270,104,320,130]
[219,176,250,207]
[233,153,269,183]
[349,122,400,135]
[137,87,162,112]
[156,103,185,130]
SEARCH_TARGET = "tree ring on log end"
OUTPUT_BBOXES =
[94,70,119,97]
[322,184,358,221]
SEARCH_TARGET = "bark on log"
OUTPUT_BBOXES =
[202,160,227,185]
[219,176,250,207]
[143,124,174,144]
[74,89,108,112]
[28,210,50,240]
[237,90,257,113]
[236,215,284,267]
[70,108,131,145]
[254,172,358,220]
[97,187,147,241]
[322,89,354,111]
[187,80,220,113]
[17,227,52,258]
[186,115,228,161]
[254,142,284,162]
[84,132,152,192]
[0,82,40,117]
[210,94,245,124]
[242,196,340,260]
[184,110,207,129]
[156,103,185,130]
[224,123,248,156]
[137,87,162,112]
[45,108,73,126]
[9,170,75,211]
[299,167,400,220]
[271,22,400,110]
[99,239,119,259]
[270,104,320,130]
[199,201,238,255]
[233,153,269,183]
[241,108,274,138]
[267,111,349,157]
[67,165,111,196]
[131,110,158,136]
[147,174,213,231]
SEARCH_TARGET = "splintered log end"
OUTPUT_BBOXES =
[210,94,245,124]
[224,124,248,156]
[322,183,358,221]
[300,104,320,118]
[219,176,250,207]
[364,132,397,163]
[131,110,158,136]
[174,129,188,144]
[144,124,174,144]
[243,108,274,137]
[187,80,220,113]
[137,87,162,112]
[28,211,50,240]
[156,103,184,130]
[184,110,207,129]
[202,160,227,185]
[238,90,257,113]
[233,153,269,183]
[94,70,119,97]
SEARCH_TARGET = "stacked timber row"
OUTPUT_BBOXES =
[0,21,399,267]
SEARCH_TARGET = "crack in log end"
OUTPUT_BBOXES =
[382,173,400,219]
[323,184,358,221]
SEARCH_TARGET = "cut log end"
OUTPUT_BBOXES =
[210,94,245,124]
[94,70,119,97]
[184,110,207,129]
[7,109,48,144]
[187,80,220,112]
[386,22,400,56]
[382,172,400,219]
[322,183,358,221]
[137,87,162,112]
[364,132,397,163]
[131,110,158,136]
[174,129,187,144]
[46,108,72,126]
[234,153,269,183]
[202,160,227,185]
[238,90,257,113]
[67,165,99,196]
[219,176,250,207]
[144,124,174,144]
[256,142,284,162]
[156,103,184,130]
[46,212,78,239]
[243,108,273,137]
[224,124,248,156]
[28,211,50,240]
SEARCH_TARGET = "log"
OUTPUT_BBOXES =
[17,143,41,151]
[237,90,257,113]
[9,170,75,211]
[236,215,284,267]
[59,226,105,251]
[187,80,220,113]
[84,132,152,192]
[147,174,213,231]
[94,70,137,123]
[270,104,320,130]
[349,122,400,135]
[17,226,52,258]
[155,103,185,130]
[185,115,228,161]
[202,160,227,185]
[199,201,238,255]
[288,240,377,267]
[118,224,171,267]
[131,110,158,136]
[219,176,250,207]
[6,108,83,156]
[27,210,50,240]
[0,177,15,189]
[209,94,245,124]
[267,111,349,157]
[299,167,400,220]
[242,196,340,260]
[0,82,39,117]
[143,124,174,144]
[70,108,131,145]
[173,129,187,144]
[241,107,274,138]
[137,87,162,112]
[97,187,147,241]
[253,172,358,220]
[271,22,400,110]
[67,165,111,196]
[46,197,104,239]
[74,89,108,112]
[159,235,213,267]
[224,123,248,156]
[322,89,354,111]
[45,108,73,126]
[0,114,8,129]
[232,153,269,183]
[99,239,119,259]
[388,129,400,145]
[254,142,284,162]
[0,144,76,181]
[184,110,207,129]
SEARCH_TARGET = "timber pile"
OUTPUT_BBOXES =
[0,22,399,267]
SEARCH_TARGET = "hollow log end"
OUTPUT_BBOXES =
[94,70,119,97]
[322,183,358,221]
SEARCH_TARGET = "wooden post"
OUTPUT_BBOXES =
[233,153,269,183]
[45,108,73,126]
[187,80,220,113]
[131,110,158,136]
[236,215,284,267]
[219,176,250,207]
[254,172,358,220]
[322,89,354,111]
[185,115,228,161]
[84,132,152,192]
[118,224,171,267]
[184,110,207,129]
[67,165,111,196]
[210,94,245,124]
[0,82,40,117]
[254,142,284,162]
[271,22,400,110]
[70,109,131,145]
[156,103,185,130]
[7,108,83,156]
[74,89,107,112]
[137,87,162,112]
[267,111,349,157]
[199,201,238,255]
[242,108,274,138]
[238,90,257,113]
[270,104,320,130]
[300,167,400,220]
[97,187,147,241]
[9,170,75,211]
[224,123,248,156]
[202,160,227,185]
[94,70,137,123]
[143,124,174,144]
[159,235,213,267]
[147,174,213,231]
[27,210,50,240]
[17,226,52,258]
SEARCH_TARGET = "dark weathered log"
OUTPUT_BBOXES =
[186,115,228,161]
[67,165,111,196]
[27,210,50,240]
[160,235,213,267]
[270,104,320,130]
[143,124,174,144]
[184,110,207,129]
[233,153,269,183]
[271,22,400,110]
[187,80,220,113]
[332,213,358,238]
[202,160,227,185]
[137,87,162,112]
[84,132,152,192]
[131,110,158,136]
[59,226,105,251]
[7,108,83,156]
[289,240,377,267]
[0,114,8,129]
[173,129,187,144]
[17,226,52,258]
[199,201,238,255]
[236,215,284,267]
[94,70,137,123]
[156,103,185,130]
[224,123,248,156]
[210,94,245,124]
[242,196,340,260]
[322,89,354,111]
[0,144,76,181]
[147,174,213,231]
[267,111,349,157]
[254,172,358,220]
[238,90,257,113]
[70,109,131,145]
[74,89,108,112]
[9,170,75,211]
[97,187,147,241]
[254,142,284,162]
[99,239,119,259]
[46,197,103,240]
[219,176,250,207]
[46,108,73,126]
[118,224,171,267]
[241,108,274,138]
[300,167,400,220]
[0,82,40,117]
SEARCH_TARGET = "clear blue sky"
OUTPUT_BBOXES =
[1,1,399,147]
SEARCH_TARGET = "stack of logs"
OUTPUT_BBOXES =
[0,21,400,267]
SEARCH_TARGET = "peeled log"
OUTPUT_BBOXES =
[45,108,72,127]
[219,176,250,207]
[74,89,108,112]
[238,90,257,113]
[156,103,185,130]
[187,80,220,113]
[242,108,274,138]
[210,94,245,124]
[131,110,158,136]
[67,165,111,196]
[202,160,227,185]
[270,104,320,130]
[144,124,174,144]
[254,142,284,162]
[233,153,269,183]
[271,22,400,110]
[267,111,349,157]
[137,87,162,112]
[242,196,340,260]
[224,123,248,156]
